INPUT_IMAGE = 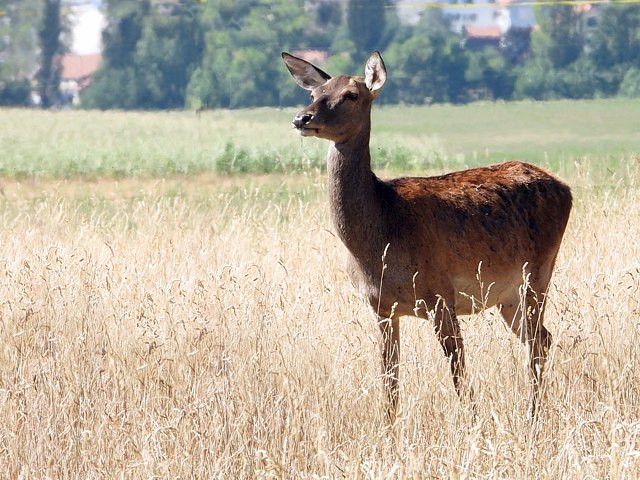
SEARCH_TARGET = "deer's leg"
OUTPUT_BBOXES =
[377,314,400,422]
[500,287,552,419]
[434,303,469,398]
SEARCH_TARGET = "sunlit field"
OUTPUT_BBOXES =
[1,102,639,477]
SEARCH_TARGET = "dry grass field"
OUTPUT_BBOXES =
[1,170,639,478]
[0,105,639,478]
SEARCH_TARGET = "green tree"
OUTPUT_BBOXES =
[619,67,640,97]
[532,5,585,69]
[134,3,204,108]
[0,0,40,105]
[101,0,150,68]
[513,56,597,100]
[465,47,515,100]
[512,62,552,100]
[81,0,150,109]
[384,11,467,104]
[0,79,30,106]
[186,0,310,109]
[302,0,344,50]
[0,0,41,81]
[512,4,588,100]
[588,3,640,95]
[589,4,640,68]
[316,0,342,29]
[37,0,65,108]
[502,27,532,65]
[347,0,387,62]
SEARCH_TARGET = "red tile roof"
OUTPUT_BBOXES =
[464,26,503,39]
[60,54,102,81]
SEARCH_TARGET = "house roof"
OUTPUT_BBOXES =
[60,54,102,81]
[464,26,503,39]
[574,3,593,13]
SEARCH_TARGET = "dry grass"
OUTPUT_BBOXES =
[0,165,639,479]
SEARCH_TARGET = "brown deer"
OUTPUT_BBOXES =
[282,51,572,420]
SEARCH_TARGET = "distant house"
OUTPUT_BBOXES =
[463,25,504,49]
[397,0,536,35]
[59,53,102,104]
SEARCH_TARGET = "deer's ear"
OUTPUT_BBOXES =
[365,51,387,97]
[282,52,331,91]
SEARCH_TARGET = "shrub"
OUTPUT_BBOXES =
[0,79,31,106]
[618,67,640,97]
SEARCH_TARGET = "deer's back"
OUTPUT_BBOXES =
[367,161,572,314]
[387,160,571,248]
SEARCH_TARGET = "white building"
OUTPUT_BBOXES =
[396,0,536,34]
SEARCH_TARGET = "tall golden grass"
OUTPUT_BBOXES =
[0,165,639,478]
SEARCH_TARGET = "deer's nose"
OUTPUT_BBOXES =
[293,113,313,128]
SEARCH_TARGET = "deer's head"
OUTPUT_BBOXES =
[282,51,387,144]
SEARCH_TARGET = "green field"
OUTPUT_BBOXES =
[2,98,640,180]
[1,101,640,478]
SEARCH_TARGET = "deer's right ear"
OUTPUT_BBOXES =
[282,52,331,91]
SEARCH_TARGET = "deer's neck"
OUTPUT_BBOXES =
[327,130,386,258]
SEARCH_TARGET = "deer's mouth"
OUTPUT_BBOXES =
[296,127,320,136]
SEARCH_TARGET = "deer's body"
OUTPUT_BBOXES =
[331,157,570,318]
[282,52,572,419]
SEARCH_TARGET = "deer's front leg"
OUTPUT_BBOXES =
[378,314,400,422]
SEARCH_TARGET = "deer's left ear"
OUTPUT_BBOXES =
[365,51,387,97]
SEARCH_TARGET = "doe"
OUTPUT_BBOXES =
[282,51,572,420]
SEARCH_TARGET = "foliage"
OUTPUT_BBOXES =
[501,27,533,65]
[465,47,515,101]
[618,66,640,97]
[134,7,203,109]
[37,0,65,108]
[589,4,640,69]
[0,0,41,83]
[83,0,203,110]
[0,79,30,106]
[347,0,386,62]
[587,4,640,95]
[532,5,585,70]
[82,67,141,110]
[384,11,468,104]
[189,0,310,108]
[81,1,148,109]
[77,0,640,108]
[514,56,597,101]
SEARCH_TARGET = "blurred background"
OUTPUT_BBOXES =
[2,0,639,111]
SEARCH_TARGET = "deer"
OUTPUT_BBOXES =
[281,51,572,421]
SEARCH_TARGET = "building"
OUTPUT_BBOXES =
[59,53,102,104]
[397,0,536,34]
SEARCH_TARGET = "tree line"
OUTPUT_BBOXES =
[2,0,640,109]
[0,0,65,106]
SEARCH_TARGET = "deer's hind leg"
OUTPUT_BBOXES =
[433,301,470,399]
[499,277,553,419]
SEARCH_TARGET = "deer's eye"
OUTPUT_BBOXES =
[344,91,359,102]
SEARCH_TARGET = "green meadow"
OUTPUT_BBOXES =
[2,98,639,180]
